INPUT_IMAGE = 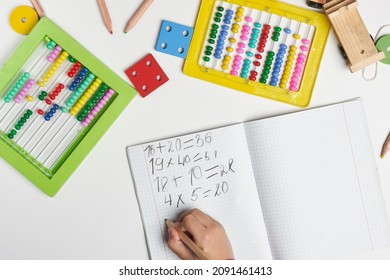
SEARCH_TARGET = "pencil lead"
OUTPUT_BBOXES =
[110,30,113,35]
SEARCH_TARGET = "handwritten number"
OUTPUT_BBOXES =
[154,176,168,192]
[143,145,155,157]
[164,194,172,206]
[188,166,202,186]
[205,133,212,143]
[195,134,204,147]
[215,181,229,196]
[168,141,174,153]
[191,187,201,201]
[175,138,182,151]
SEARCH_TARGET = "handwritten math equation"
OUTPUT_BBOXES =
[143,132,237,209]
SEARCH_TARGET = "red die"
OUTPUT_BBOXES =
[125,53,169,98]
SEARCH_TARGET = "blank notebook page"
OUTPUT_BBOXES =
[245,99,390,259]
[127,124,272,260]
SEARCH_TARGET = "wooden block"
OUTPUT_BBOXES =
[323,0,384,72]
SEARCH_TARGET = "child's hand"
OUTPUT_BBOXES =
[167,208,234,260]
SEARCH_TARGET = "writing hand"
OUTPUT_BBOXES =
[167,208,234,260]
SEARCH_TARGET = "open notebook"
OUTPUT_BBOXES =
[127,99,390,259]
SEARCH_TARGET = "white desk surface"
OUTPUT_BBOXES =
[0,0,389,259]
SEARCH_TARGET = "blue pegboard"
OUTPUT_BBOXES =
[155,20,194,59]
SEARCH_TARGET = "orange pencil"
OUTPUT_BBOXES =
[380,132,390,158]
[97,0,113,34]
[165,219,209,260]
[30,0,45,17]
[124,0,154,33]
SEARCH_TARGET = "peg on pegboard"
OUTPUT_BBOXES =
[125,53,169,98]
[155,20,194,59]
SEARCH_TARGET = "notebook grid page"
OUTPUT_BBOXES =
[342,101,390,249]
[127,124,272,260]
[244,100,390,259]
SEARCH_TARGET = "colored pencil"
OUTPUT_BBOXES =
[97,0,113,34]
[381,132,390,158]
[124,0,154,33]
[30,0,46,17]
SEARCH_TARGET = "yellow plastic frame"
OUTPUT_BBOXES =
[183,0,330,107]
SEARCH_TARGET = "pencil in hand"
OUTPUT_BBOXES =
[124,0,154,33]
[165,219,209,260]
[97,0,113,34]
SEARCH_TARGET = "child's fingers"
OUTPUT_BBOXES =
[167,227,199,260]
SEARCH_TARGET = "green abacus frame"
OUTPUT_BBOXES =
[0,18,137,196]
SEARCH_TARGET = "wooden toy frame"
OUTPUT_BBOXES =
[323,0,385,73]
[0,18,137,196]
[183,0,331,107]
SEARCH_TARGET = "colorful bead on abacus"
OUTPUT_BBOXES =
[269,43,287,86]
[221,55,231,70]
[259,25,281,84]
[231,55,242,76]
[70,77,102,116]
[48,45,62,62]
[82,89,115,127]
[260,51,274,83]
[3,72,30,103]
[280,43,298,89]
[15,79,35,103]
[67,62,82,78]
[248,22,262,81]
[214,10,231,60]
[235,6,244,23]
[46,83,65,102]
[77,84,109,122]
[39,51,69,87]
[250,23,271,81]
[270,27,291,86]
[257,24,271,53]
[44,104,60,121]
[214,6,224,22]
[66,72,95,109]
[238,16,253,78]
[223,9,234,24]
[289,38,310,92]
[27,95,34,102]
[203,6,222,63]
[69,67,88,90]
[7,109,33,139]
[37,109,44,115]
[46,39,56,50]
[38,90,48,101]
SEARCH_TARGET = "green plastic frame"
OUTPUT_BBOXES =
[0,18,137,196]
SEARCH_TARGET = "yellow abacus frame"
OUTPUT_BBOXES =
[183,0,330,107]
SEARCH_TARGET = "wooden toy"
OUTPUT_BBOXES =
[155,20,194,59]
[0,18,137,196]
[323,0,385,72]
[125,53,169,97]
[306,0,330,9]
[183,0,331,107]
